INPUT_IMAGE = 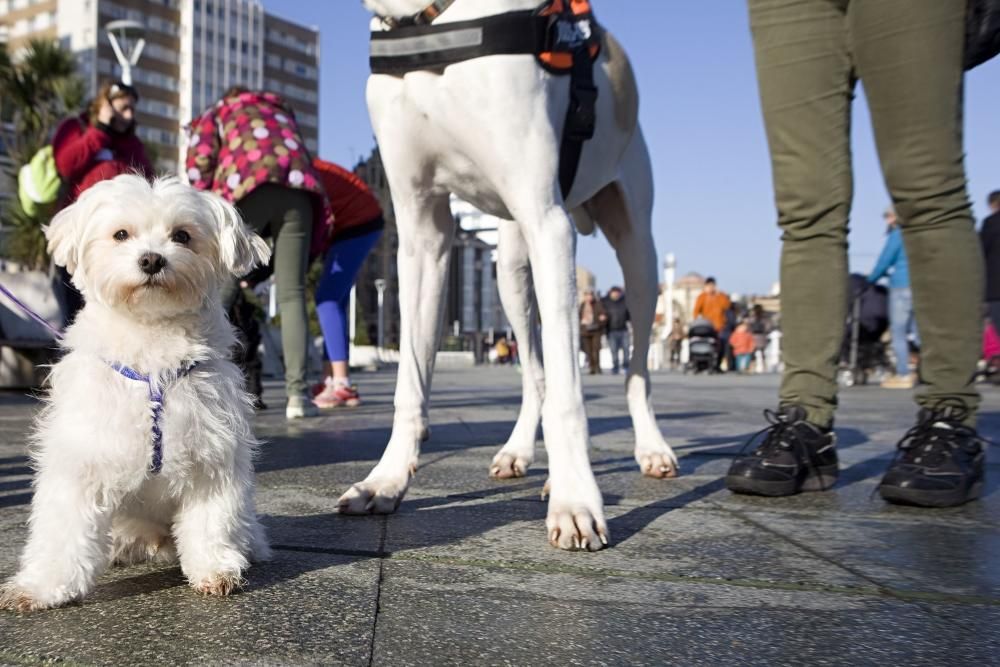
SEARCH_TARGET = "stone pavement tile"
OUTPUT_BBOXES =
[381,497,870,591]
[0,551,378,667]
[370,559,996,667]
[257,486,382,554]
[732,510,1000,601]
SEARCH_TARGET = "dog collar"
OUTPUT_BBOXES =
[379,0,456,28]
[109,360,200,474]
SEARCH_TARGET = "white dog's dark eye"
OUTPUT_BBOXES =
[172,230,191,244]
[113,230,129,242]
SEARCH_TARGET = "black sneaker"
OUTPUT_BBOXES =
[726,406,839,496]
[879,406,986,508]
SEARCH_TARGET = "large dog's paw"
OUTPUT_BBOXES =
[192,572,244,596]
[337,475,410,514]
[545,482,609,552]
[490,451,532,479]
[636,442,680,479]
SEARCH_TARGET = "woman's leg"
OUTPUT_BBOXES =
[315,228,383,374]
[267,189,314,400]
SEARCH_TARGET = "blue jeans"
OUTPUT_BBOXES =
[607,329,629,373]
[889,287,919,376]
[315,228,383,362]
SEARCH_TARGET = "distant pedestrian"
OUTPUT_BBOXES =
[52,80,153,322]
[693,277,733,371]
[579,289,607,375]
[602,286,630,374]
[186,87,333,419]
[729,321,756,373]
[869,206,920,389]
[728,0,986,508]
[668,317,685,368]
[981,190,1000,331]
[748,304,770,371]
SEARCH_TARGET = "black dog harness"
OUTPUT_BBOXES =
[370,0,601,199]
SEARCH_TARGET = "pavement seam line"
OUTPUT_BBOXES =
[718,506,977,606]
[366,516,388,667]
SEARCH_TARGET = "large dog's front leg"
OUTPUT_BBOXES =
[522,209,608,551]
[491,221,543,479]
[338,195,455,514]
[0,469,115,611]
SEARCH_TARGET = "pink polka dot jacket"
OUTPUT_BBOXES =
[185,91,334,257]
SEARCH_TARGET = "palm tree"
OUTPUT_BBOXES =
[0,38,85,269]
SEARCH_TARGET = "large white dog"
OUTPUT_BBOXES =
[341,0,677,551]
[0,176,272,611]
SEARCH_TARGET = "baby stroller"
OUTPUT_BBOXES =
[838,274,891,387]
[685,317,719,374]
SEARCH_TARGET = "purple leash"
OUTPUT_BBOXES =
[0,280,64,341]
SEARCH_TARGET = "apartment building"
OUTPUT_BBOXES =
[0,0,319,175]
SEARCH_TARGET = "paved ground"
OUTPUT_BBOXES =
[0,367,998,666]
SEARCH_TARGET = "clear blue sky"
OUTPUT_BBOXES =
[266,1,1000,296]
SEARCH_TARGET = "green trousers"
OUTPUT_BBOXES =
[221,184,314,399]
[749,0,983,427]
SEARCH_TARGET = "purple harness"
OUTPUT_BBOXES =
[109,361,199,474]
[1,279,199,475]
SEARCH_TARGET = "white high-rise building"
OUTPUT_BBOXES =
[0,0,320,175]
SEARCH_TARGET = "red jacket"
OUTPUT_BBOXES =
[312,158,383,246]
[53,114,153,205]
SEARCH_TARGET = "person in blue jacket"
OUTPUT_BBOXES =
[869,207,920,388]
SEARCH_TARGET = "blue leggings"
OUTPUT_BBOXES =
[315,228,383,363]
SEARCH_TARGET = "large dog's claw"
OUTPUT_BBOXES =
[638,453,679,479]
[337,477,408,515]
[636,446,680,479]
[193,573,244,596]
[489,452,530,479]
[545,479,608,552]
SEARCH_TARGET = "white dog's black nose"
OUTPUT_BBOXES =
[139,252,167,275]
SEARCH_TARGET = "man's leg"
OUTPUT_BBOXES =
[726,0,848,496]
[749,0,855,427]
[852,0,981,421]
[852,0,986,507]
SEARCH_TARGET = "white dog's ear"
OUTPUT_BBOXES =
[45,200,85,274]
[205,193,271,276]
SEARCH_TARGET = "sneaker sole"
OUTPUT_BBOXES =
[879,480,982,508]
[726,465,838,497]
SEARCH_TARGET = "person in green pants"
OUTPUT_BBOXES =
[187,87,334,419]
[726,0,987,507]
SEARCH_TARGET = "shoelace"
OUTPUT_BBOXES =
[890,402,982,470]
[738,409,824,478]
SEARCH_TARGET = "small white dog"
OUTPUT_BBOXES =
[342,0,677,552]
[0,175,272,612]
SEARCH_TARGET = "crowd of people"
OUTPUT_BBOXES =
[43,82,383,420]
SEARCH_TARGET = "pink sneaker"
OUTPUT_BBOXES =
[313,380,361,408]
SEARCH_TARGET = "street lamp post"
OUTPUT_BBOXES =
[104,20,146,86]
[374,278,386,351]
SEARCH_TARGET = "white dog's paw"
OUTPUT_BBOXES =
[636,443,679,479]
[112,534,178,566]
[337,475,410,514]
[0,582,72,612]
[192,572,244,596]
[545,483,609,552]
[490,451,532,479]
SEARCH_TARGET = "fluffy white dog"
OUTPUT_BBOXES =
[0,175,272,612]
[341,0,677,551]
